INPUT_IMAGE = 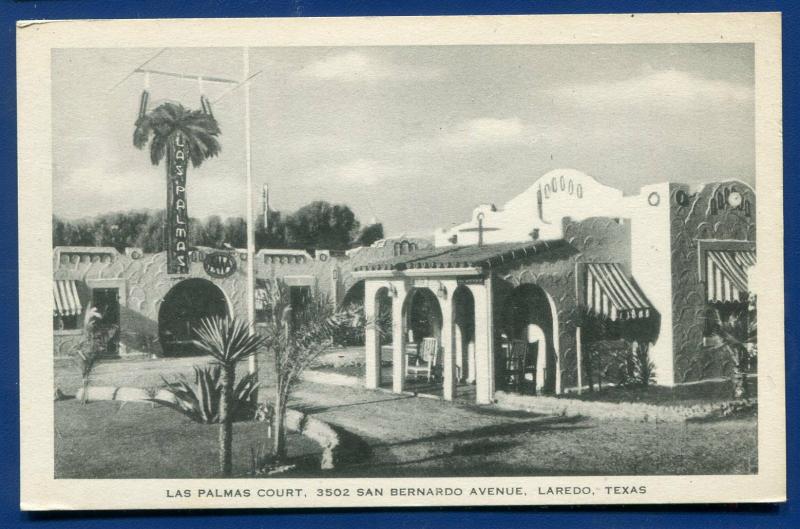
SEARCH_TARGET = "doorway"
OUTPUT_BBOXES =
[158,279,229,356]
[91,287,120,356]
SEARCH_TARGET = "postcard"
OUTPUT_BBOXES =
[18,13,784,509]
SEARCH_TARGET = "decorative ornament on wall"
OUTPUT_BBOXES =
[647,191,660,206]
[727,191,743,208]
[203,252,237,278]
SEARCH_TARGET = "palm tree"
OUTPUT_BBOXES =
[132,98,221,263]
[708,304,757,399]
[259,279,365,462]
[194,316,265,476]
[133,98,221,168]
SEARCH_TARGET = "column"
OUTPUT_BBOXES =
[469,279,495,405]
[363,281,381,390]
[391,282,407,394]
[575,326,583,395]
[440,283,456,401]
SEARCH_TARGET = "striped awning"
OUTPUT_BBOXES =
[53,280,82,317]
[706,250,756,303]
[585,263,652,321]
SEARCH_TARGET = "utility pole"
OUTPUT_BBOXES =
[244,47,258,379]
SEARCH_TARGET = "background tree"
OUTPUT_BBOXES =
[356,222,384,247]
[53,201,385,251]
[285,201,360,250]
[255,210,288,249]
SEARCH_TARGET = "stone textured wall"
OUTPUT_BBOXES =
[53,248,368,358]
[669,181,756,382]
[493,216,631,391]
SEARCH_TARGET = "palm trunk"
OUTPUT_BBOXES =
[81,377,90,405]
[219,365,235,476]
[272,381,287,462]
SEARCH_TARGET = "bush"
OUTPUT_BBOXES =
[156,365,260,424]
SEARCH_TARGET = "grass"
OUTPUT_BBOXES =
[311,363,365,379]
[55,399,321,479]
[558,378,758,408]
[53,354,758,479]
[323,414,757,477]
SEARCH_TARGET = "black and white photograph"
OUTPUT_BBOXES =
[18,13,785,509]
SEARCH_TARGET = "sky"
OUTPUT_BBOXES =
[51,44,754,237]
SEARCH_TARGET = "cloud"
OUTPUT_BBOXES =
[438,117,539,147]
[54,164,164,218]
[556,68,753,108]
[331,158,398,186]
[297,51,437,82]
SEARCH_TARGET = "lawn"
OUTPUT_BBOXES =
[323,414,757,477]
[557,377,758,407]
[55,399,321,479]
[53,355,758,479]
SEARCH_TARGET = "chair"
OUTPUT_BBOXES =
[406,337,440,381]
[521,342,539,395]
[505,339,527,393]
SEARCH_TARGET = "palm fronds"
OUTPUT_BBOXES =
[156,365,260,424]
[132,101,222,168]
[193,316,265,366]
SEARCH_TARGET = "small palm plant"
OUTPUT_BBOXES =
[72,307,103,404]
[708,304,757,399]
[260,279,366,462]
[159,365,260,424]
[192,316,265,476]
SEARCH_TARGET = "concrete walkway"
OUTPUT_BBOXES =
[289,380,566,474]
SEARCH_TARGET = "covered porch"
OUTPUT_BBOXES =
[353,241,568,405]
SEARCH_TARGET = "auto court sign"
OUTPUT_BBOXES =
[167,133,189,274]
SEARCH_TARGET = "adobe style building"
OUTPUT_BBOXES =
[353,169,755,403]
[52,237,428,360]
[53,169,755,405]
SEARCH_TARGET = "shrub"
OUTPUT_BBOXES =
[71,307,108,404]
[157,365,260,424]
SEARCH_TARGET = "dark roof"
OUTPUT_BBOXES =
[353,239,571,272]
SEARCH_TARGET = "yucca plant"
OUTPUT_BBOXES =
[192,316,265,476]
[158,365,260,424]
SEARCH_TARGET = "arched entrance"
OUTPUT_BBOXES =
[334,280,367,346]
[341,280,365,308]
[404,288,443,345]
[499,284,558,394]
[402,288,444,393]
[453,285,475,383]
[158,278,229,356]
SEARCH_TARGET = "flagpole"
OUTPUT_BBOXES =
[244,47,258,378]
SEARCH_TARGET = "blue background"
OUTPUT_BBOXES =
[0,0,795,527]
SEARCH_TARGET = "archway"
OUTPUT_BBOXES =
[453,285,475,383]
[158,278,229,356]
[499,284,558,394]
[404,288,443,345]
[341,280,365,308]
[402,288,444,393]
